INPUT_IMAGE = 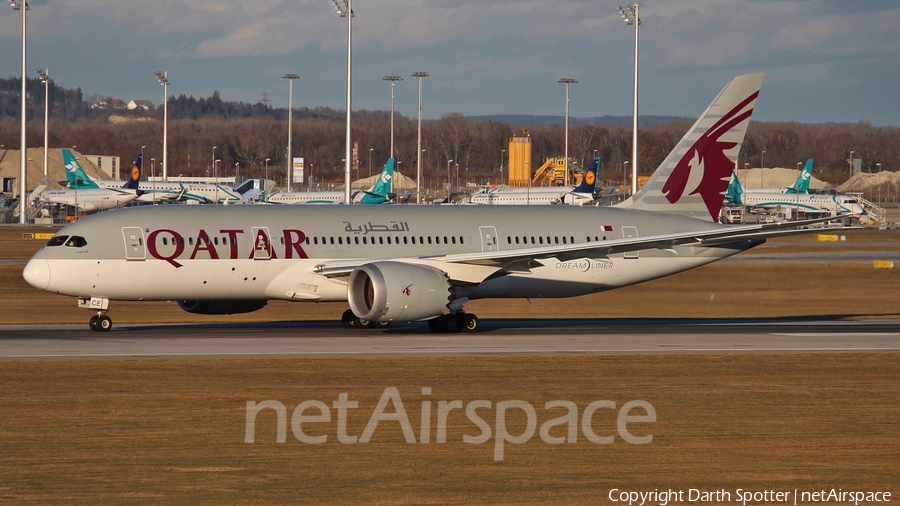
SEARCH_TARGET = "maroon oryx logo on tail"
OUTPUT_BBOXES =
[662,91,759,220]
[401,284,413,296]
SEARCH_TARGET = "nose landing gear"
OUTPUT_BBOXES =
[80,297,113,332]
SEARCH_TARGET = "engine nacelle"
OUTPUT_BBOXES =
[348,262,451,322]
[177,300,268,315]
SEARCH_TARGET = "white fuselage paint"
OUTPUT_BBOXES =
[24,205,752,304]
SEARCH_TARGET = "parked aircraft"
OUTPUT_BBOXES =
[469,158,599,205]
[744,158,814,194]
[63,149,242,204]
[24,73,848,333]
[41,154,143,212]
[724,168,867,221]
[265,158,396,205]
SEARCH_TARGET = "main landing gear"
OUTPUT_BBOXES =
[427,312,480,333]
[341,309,391,330]
[80,297,113,332]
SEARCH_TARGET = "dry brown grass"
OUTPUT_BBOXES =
[0,355,897,504]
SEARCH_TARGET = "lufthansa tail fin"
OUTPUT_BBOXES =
[785,158,813,194]
[616,73,765,221]
[62,149,100,189]
[123,154,142,191]
[573,157,599,194]
[724,170,744,205]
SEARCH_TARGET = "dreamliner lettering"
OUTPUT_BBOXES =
[147,228,309,268]
[554,260,613,272]
[662,91,759,220]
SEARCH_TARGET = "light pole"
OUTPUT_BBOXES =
[35,68,49,184]
[235,161,240,182]
[141,145,145,182]
[153,70,169,179]
[330,0,354,204]
[151,158,156,204]
[558,78,577,186]
[383,73,403,157]
[368,148,374,178]
[624,161,629,191]
[849,150,855,177]
[11,0,28,223]
[760,150,765,187]
[264,157,270,200]
[877,163,883,204]
[619,3,640,193]
[500,149,506,186]
[412,71,429,204]
[282,73,298,191]
[212,146,217,181]
[446,159,453,198]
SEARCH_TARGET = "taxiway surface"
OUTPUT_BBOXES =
[2,319,899,359]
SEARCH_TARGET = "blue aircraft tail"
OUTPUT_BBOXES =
[724,170,743,205]
[785,158,813,194]
[62,149,100,189]
[573,157,600,194]
[123,154,142,190]
[359,157,395,204]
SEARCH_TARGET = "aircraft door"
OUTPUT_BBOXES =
[122,227,146,260]
[622,226,639,259]
[479,226,499,252]
[251,227,272,260]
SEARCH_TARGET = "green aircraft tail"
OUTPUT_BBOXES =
[724,169,743,205]
[785,158,813,194]
[359,157,394,204]
[62,149,100,189]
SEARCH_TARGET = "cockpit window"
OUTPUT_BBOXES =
[45,235,68,247]
[65,236,87,248]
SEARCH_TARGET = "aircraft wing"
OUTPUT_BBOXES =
[314,216,852,279]
[441,215,848,267]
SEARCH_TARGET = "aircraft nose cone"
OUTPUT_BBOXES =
[23,259,51,291]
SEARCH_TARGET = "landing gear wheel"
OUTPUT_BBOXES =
[441,314,461,333]
[374,321,391,329]
[462,314,480,333]
[356,318,374,329]
[428,318,441,332]
[89,315,100,332]
[97,315,113,332]
[341,309,357,329]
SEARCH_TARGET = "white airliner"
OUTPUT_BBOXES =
[265,158,396,205]
[724,167,868,222]
[469,158,599,206]
[23,73,849,333]
[63,149,242,204]
[41,153,143,212]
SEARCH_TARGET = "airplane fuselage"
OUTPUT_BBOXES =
[24,205,754,304]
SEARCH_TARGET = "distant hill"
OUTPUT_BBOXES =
[466,114,692,128]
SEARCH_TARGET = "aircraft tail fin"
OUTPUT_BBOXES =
[62,149,100,189]
[123,154,142,191]
[573,157,599,194]
[785,158,813,194]
[615,73,765,221]
[359,157,395,204]
[724,169,743,205]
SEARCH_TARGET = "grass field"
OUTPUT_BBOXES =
[1,355,897,504]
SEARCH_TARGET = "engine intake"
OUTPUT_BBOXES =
[177,300,268,315]
[348,262,451,322]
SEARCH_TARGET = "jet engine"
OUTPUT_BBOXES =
[177,300,268,315]
[348,262,452,322]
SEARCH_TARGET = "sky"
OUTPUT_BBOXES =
[1,0,898,125]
